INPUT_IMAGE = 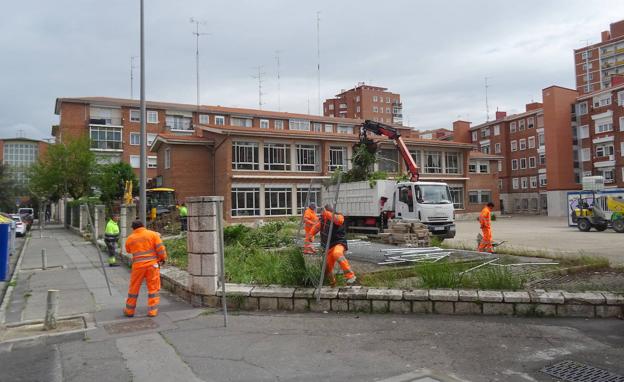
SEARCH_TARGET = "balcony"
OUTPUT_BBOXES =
[89,117,122,126]
[165,116,193,133]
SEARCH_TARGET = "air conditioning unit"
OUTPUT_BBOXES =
[609,154,615,161]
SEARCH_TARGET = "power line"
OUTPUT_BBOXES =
[252,66,266,110]
[190,17,210,110]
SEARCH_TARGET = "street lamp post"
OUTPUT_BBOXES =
[139,0,147,225]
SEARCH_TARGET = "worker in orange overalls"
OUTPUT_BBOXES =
[303,202,319,254]
[313,205,356,287]
[124,220,167,317]
[478,202,495,253]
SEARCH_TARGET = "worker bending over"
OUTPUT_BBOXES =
[314,205,356,287]
[104,214,120,267]
[124,220,167,317]
[478,202,495,253]
[303,202,319,254]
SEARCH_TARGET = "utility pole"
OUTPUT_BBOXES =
[275,50,281,111]
[252,66,266,110]
[316,11,321,115]
[139,0,147,225]
[484,76,490,122]
[130,56,137,99]
[190,18,209,110]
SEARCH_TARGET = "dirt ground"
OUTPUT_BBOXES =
[448,215,624,266]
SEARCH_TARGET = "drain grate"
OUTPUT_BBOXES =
[541,360,624,382]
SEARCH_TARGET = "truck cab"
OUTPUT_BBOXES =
[393,181,456,238]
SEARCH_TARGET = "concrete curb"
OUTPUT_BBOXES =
[0,236,30,325]
[0,314,94,350]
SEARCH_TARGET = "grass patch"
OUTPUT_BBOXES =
[163,237,188,269]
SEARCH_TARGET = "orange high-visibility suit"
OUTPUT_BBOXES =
[124,227,167,317]
[313,210,355,286]
[478,205,494,253]
[303,207,319,254]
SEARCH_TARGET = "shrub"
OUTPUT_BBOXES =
[163,237,188,269]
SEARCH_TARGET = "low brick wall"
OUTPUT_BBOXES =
[156,265,624,319]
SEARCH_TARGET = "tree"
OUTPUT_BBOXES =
[0,164,18,212]
[29,137,96,201]
[95,162,137,209]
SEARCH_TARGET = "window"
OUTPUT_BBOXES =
[199,114,209,124]
[495,143,501,154]
[593,94,612,108]
[511,159,518,170]
[493,125,500,136]
[511,140,517,152]
[468,190,491,204]
[529,156,536,168]
[530,176,537,188]
[512,178,519,189]
[386,97,391,103]
[339,103,347,109]
[274,120,284,130]
[215,115,225,126]
[520,158,527,169]
[469,160,488,173]
[337,125,353,134]
[147,111,158,123]
[231,117,253,127]
[445,152,460,174]
[231,187,260,216]
[130,132,140,145]
[527,117,534,129]
[260,119,270,129]
[356,106,361,113]
[147,156,157,168]
[295,144,319,171]
[328,104,334,110]
[539,174,547,187]
[424,151,442,173]
[232,141,259,170]
[583,63,593,70]
[510,121,517,133]
[595,144,614,157]
[620,117,624,132]
[166,115,192,131]
[385,107,390,114]
[355,96,360,102]
[130,110,141,122]
[373,106,378,113]
[538,132,546,146]
[324,124,333,133]
[264,187,292,215]
[519,139,526,150]
[498,179,503,190]
[518,119,525,131]
[480,144,490,154]
[581,148,590,162]
[618,91,624,106]
[129,155,140,168]
[581,50,591,59]
[311,123,321,132]
[289,119,310,131]
[595,120,613,134]
[373,96,378,102]
[481,127,490,138]
[471,131,478,142]
[378,149,399,173]
[90,126,122,150]
[600,168,615,183]
[577,102,588,116]
[297,187,321,214]
[479,162,489,173]
[539,153,546,165]
[263,143,291,171]
[409,150,422,169]
[497,160,502,172]
[448,186,464,209]
[537,115,544,128]
[528,136,536,149]
[584,84,593,93]
[164,148,171,169]
[329,146,347,171]
[521,177,528,189]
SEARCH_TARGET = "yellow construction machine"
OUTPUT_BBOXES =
[572,194,624,233]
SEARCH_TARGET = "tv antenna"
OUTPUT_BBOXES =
[130,56,137,99]
[484,76,490,122]
[190,18,210,109]
[275,50,282,111]
[252,66,266,110]
[316,11,321,115]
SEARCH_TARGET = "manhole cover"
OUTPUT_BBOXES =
[104,318,159,335]
[541,360,624,382]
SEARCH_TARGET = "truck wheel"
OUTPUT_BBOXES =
[577,219,592,232]
[594,223,608,232]
[613,219,624,233]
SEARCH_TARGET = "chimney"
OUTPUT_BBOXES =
[525,102,543,111]
[452,120,471,144]
[611,74,624,87]
[610,20,624,39]
[601,30,611,42]
[495,111,507,120]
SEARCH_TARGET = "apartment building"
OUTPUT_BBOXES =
[574,19,624,95]
[322,83,403,125]
[0,137,48,190]
[573,82,624,188]
[453,86,579,216]
[418,128,453,141]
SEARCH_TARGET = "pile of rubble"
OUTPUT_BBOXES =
[378,219,430,247]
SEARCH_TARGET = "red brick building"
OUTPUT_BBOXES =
[0,137,49,190]
[322,83,403,125]
[574,19,624,95]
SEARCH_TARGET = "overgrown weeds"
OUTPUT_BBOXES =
[163,237,188,269]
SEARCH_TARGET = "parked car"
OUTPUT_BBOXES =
[18,208,34,230]
[10,214,26,237]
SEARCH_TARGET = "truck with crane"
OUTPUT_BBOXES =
[322,120,456,239]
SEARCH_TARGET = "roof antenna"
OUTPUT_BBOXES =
[484,76,490,122]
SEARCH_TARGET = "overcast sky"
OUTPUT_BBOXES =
[1,0,624,140]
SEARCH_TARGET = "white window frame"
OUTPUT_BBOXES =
[519,139,527,151]
[129,155,140,168]
[471,131,478,142]
[511,140,518,152]
[579,125,589,139]
[296,186,321,214]
[518,119,525,131]
[263,142,291,171]
[448,185,465,209]
[527,117,535,129]
[373,106,378,113]
[289,119,310,131]
[164,148,171,169]
[231,187,260,216]
[595,120,613,134]
[215,115,225,126]
[511,159,518,170]
[528,136,536,149]
[521,177,528,189]
[529,156,536,168]
[130,132,140,146]
[147,133,156,146]
[130,109,141,122]
[520,158,527,169]
[577,102,588,116]
[530,176,537,188]
[328,146,348,172]
[264,187,293,216]
[274,120,284,130]
[493,125,500,136]
[324,124,333,133]
[337,125,353,134]
[497,160,502,172]
[231,117,253,128]
[512,178,519,190]
[90,125,122,151]
[581,148,590,162]
[510,121,517,133]
[199,114,210,124]
[424,151,442,174]
[147,111,158,124]
[595,144,614,157]
[495,143,501,154]
[445,152,460,174]
[373,96,378,102]
[260,119,270,129]
[147,156,157,169]
[620,117,624,132]
[295,144,319,171]
[232,141,259,170]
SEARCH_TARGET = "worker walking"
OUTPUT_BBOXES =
[478,202,495,253]
[314,205,356,287]
[179,202,188,231]
[303,202,319,254]
[104,214,121,267]
[124,220,167,317]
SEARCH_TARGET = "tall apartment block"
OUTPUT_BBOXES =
[322,83,403,125]
[574,19,624,95]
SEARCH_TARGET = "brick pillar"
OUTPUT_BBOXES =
[187,196,223,296]
[94,205,105,239]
